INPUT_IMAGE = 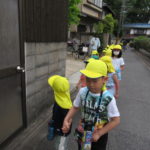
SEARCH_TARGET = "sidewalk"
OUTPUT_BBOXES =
[66,55,84,92]
[2,56,84,150]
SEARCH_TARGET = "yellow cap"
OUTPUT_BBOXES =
[48,75,72,109]
[92,50,99,55]
[80,60,107,78]
[104,48,112,57]
[100,56,115,73]
[109,44,115,50]
[113,45,122,50]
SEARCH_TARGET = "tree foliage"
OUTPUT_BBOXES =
[103,0,122,20]
[94,14,115,34]
[104,0,150,23]
[94,22,104,34]
[126,0,150,23]
[103,14,115,33]
[94,14,116,47]
[68,0,81,26]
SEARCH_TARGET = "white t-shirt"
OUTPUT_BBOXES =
[112,57,125,70]
[73,88,120,118]
[90,37,100,50]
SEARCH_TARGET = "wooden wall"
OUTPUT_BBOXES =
[22,0,68,42]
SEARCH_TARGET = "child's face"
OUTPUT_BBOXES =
[113,50,120,56]
[86,77,107,93]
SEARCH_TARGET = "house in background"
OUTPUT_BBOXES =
[123,23,150,40]
[69,0,115,45]
[70,0,103,43]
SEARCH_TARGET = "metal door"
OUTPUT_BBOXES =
[0,0,25,145]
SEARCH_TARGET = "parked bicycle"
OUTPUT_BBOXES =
[74,43,89,60]
[67,40,76,56]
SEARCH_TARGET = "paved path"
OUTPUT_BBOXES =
[107,49,150,150]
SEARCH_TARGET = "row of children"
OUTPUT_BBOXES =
[77,44,125,99]
[47,44,124,150]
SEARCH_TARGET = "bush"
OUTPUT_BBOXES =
[132,36,150,52]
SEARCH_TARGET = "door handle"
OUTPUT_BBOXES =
[17,66,25,73]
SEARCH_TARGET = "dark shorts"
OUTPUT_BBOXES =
[91,133,108,150]
[52,102,71,136]
[77,131,108,150]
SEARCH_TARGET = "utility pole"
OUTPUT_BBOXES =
[116,0,126,43]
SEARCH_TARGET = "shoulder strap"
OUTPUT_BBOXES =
[97,91,103,107]
[84,90,89,111]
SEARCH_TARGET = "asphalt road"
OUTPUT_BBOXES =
[107,49,150,150]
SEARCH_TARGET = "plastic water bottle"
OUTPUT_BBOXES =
[47,120,55,140]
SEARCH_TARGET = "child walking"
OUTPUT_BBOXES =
[91,50,99,60]
[62,60,120,150]
[100,56,119,99]
[112,45,125,81]
[48,75,72,150]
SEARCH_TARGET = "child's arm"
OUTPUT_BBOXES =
[92,116,120,142]
[113,74,119,99]
[62,106,79,133]
[120,65,125,71]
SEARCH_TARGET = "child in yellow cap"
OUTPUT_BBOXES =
[91,50,99,59]
[100,56,119,99]
[62,60,120,150]
[47,75,72,149]
[112,45,125,81]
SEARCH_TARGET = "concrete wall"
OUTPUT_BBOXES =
[25,42,67,124]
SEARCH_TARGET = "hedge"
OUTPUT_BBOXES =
[130,36,150,52]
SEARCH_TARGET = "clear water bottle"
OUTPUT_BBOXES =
[47,120,55,140]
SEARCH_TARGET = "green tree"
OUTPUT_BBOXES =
[103,0,122,20]
[94,22,104,34]
[94,14,115,34]
[103,14,115,33]
[68,0,81,26]
[94,14,115,48]
[126,0,150,23]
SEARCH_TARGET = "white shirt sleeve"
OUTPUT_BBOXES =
[90,37,94,45]
[120,58,125,66]
[73,89,82,108]
[107,97,120,118]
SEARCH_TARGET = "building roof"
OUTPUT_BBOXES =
[124,23,150,29]
[103,3,115,17]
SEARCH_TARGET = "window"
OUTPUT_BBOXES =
[136,29,145,35]
[87,0,102,8]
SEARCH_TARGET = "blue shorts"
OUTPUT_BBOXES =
[116,69,122,80]
[107,86,115,96]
